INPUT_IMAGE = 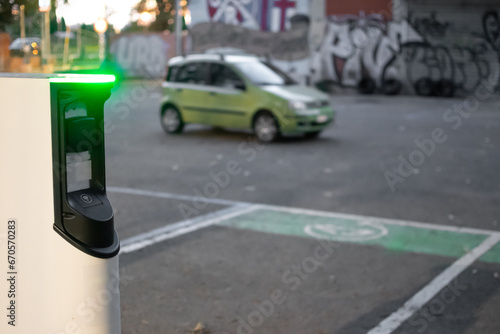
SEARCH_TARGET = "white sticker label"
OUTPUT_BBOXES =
[6,219,18,326]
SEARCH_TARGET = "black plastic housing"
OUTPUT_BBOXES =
[50,81,120,258]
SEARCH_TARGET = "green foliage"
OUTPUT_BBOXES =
[0,0,50,35]
[0,0,15,32]
[123,0,188,33]
[0,0,64,35]
[61,17,66,31]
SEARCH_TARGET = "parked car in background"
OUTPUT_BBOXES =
[160,54,335,142]
[9,37,41,57]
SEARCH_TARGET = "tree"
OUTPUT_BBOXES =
[0,0,59,35]
[124,0,188,33]
[150,0,176,32]
[0,0,15,32]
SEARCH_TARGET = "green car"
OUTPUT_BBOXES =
[160,54,335,142]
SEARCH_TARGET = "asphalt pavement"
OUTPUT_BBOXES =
[104,80,500,334]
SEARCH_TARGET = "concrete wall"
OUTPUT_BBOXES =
[110,33,174,78]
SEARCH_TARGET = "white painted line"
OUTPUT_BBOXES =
[367,233,500,334]
[120,204,257,254]
[108,186,247,207]
[108,187,500,236]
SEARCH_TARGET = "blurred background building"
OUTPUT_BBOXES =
[0,0,498,96]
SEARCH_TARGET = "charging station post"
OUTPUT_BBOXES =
[0,73,121,334]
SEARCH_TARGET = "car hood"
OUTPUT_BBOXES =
[260,85,329,102]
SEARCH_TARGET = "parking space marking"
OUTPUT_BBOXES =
[218,208,494,260]
[108,186,247,207]
[109,187,500,236]
[264,206,499,236]
[112,187,500,334]
[367,234,500,334]
[480,241,500,262]
[120,204,256,254]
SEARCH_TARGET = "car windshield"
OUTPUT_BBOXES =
[232,61,295,86]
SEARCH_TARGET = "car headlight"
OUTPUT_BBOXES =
[288,101,322,116]
[289,101,306,111]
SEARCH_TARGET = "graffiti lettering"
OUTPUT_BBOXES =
[313,10,500,96]
[208,0,259,27]
[483,11,500,51]
[406,41,500,95]
[412,12,450,38]
[110,35,169,78]
[314,16,422,93]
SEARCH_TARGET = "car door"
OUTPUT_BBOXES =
[205,63,249,128]
[171,61,211,124]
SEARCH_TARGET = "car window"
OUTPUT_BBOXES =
[232,61,295,86]
[174,62,209,85]
[166,66,179,82]
[209,63,245,89]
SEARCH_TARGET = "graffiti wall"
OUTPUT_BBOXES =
[311,14,422,94]
[156,0,500,96]
[312,8,500,96]
[405,9,500,96]
[188,0,309,31]
[110,33,173,78]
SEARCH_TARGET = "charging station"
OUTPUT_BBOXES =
[0,74,121,333]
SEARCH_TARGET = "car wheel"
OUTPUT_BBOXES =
[304,131,322,139]
[161,106,184,134]
[414,78,435,97]
[254,112,279,143]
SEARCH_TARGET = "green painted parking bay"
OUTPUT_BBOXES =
[218,208,500,264]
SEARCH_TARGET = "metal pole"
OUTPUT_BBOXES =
[77,26,82,59]
[41,12,46,65]
[45,11,51,63]
[20,5,26,39]
[63,26,70,69]
[98,32,105,61]
[175,0,182,56]
[104,29,110,61]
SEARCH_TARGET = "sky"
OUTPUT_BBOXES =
[56,0,141,31]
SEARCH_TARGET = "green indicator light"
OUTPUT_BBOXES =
[49,75,116,83]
